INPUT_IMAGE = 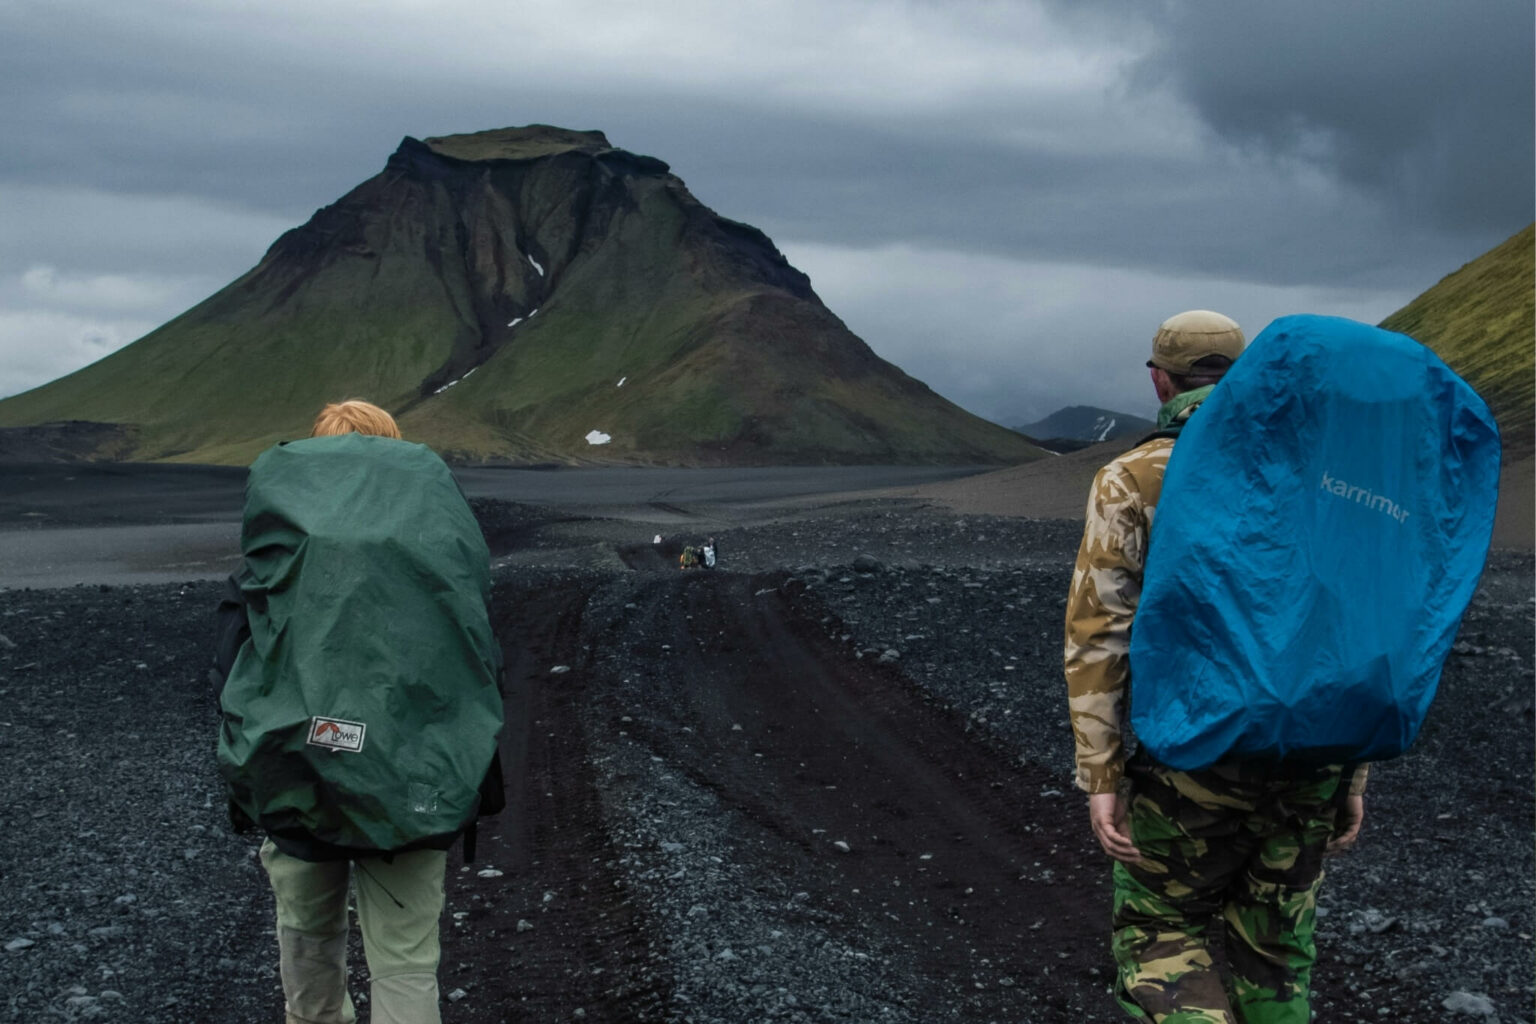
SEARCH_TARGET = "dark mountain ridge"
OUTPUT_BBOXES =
[0,125,1042,467]
[1013,405,1155,452]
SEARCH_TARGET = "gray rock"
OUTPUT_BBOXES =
[1441,991,1496,1016]
[4,937,35,952]
[852,554,883,574]
[1350,909,1396,935]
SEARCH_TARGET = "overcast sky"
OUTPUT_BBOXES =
[2,0,1530,426]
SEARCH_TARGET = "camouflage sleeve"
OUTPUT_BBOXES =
[1064,459,1151,794]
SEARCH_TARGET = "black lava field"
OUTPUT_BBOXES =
[2,500,1531,1023]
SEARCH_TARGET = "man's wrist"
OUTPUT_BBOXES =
[1075,768,1122,795]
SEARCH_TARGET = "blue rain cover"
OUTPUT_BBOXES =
[1129,314,1501,770]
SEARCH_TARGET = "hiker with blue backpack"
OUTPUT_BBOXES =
[1064,311,1499,1023]
[214,400,507,1024]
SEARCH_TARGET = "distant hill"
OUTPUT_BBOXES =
[1013,406,1154,453]
[1381,223,1533,459]
[0,126,1044,467]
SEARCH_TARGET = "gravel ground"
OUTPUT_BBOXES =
[0,500,1529,1023]
[0,581,276,1021]
[766,530,1535,1024]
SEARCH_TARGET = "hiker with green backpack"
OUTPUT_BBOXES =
[213,400,507,1024]
[1063,310,1499,1023]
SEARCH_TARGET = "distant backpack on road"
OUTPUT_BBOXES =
[216,435,505,858]
[1130,315,1501,770]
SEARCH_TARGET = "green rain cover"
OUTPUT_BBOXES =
[217,434,503,853]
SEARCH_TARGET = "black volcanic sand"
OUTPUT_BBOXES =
[0,463,988,589]
[0,501,1531,1023]
[0,463,249,528]
[0,462,988,531]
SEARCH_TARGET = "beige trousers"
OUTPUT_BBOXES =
[260,838,447,1024]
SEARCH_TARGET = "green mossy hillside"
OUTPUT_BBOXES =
[1381,224,1534,458]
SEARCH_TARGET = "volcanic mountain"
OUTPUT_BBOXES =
[0,126,1043,466]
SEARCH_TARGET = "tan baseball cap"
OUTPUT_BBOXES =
[1148,310,1245,374]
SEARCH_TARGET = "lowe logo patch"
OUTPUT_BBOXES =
[307,717,366,753]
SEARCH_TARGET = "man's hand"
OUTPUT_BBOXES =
[1326,794,1365,854]
[1089,791,1142,864]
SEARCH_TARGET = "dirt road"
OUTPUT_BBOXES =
[443,567,1105,1022]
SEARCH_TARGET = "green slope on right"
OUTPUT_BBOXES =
[1381,223,1533,459]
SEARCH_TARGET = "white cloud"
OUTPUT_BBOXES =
[21,265,190,313]
[0,310,154,399]
[0,185,294,398]
[785,241,1417,424]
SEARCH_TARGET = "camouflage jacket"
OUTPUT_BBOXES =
[1063,414,1180,794]
[1063,397,1368,797]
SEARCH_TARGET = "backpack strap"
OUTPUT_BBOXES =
[1134,422,1183,447]
[209,567,254,701]
[462,822,479,864]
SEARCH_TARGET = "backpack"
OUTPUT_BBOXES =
[1129,314,1501,770]
[216,434,504,856]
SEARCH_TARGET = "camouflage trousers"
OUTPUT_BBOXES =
[1111,752,1345,1024]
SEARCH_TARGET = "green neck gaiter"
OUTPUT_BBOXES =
[1157,384,1216,429]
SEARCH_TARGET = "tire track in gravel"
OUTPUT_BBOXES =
[446,573,673,1023]
[589,570,1109,1021]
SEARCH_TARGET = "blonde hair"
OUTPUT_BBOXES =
[310,399,402,439]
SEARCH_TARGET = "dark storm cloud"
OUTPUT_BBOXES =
[1091,0,1534,234]
[0,9,397,215]
[630,107,1473,293]
[5,1,1517,299]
